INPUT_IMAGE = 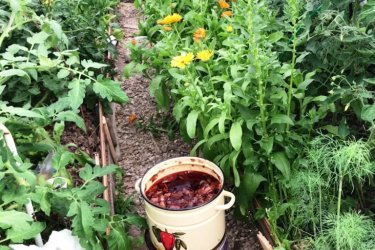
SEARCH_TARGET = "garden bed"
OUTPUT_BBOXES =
[1,0,374,249]
[114,2,261,249]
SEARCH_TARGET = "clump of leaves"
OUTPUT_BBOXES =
[314,212,375,250]
[0,0,128,130]
[0,130,146,249]
[288,135,375,248]
[47,0,123,63]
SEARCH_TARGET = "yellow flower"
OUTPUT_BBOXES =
[193,28,206,42]
[221,11,232,17]
[171,52,194,69]
[196,50,213,62]
[163,26,173,31]
[218,0,230,9]
[226,25,233,32]
[42,0,53,5]
[157,13,182,25]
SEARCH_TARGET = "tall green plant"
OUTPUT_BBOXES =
[129,0,375,248]
[288,135,375,249]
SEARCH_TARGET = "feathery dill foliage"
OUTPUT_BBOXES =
[314,212,375,250]
[288,135,375,248]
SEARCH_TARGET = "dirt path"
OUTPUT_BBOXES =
[114,2,260,249]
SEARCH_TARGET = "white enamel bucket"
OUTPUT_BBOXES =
[135,157,235,250]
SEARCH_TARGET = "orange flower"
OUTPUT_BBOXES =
[163,26,172,31]
[128,114,138,124]
[218,0,230,9]
[193,28,206,42]
[131,39,137,45]
[221,11,232,17]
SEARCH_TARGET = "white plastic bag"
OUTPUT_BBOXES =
[10,229,84,250]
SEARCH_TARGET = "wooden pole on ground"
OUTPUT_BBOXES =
[98,103,111,209]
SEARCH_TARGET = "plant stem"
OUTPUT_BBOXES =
[318,180,323,232]
[337,175,343,219]
[286,23,297,132]
[308,178,317,238]
[336,175,343,250]
[247,0,267,136]
[0,10,16,49]
[367,126,375,145]
[35,91,50,108]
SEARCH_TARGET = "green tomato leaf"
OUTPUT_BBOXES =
[124,215,147,228]
[6,222,45,243]
[30,186,51,216]
[93,78,128,104]
[0,69,28,78]
[79,164,117,182]
[57,69,70,79]
[361,105,375,123]
[26,31,49,45]
[108,224,132,250]
[72,201,95,239]
[68,79,86,110]
[52,150,75,172]
[0,105,43,118]
[0,211,33,230]
[55,111,86,131]
[81,59,107,69]
[53,121,65,143]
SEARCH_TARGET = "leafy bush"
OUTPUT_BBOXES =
[46,0,123,63]
[0,0,142,249]
[0,130,146,249]
[0,0,127,128]
[128,0,375,248]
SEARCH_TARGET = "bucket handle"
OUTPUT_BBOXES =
[135,178,141,193]
[215,190,235,210]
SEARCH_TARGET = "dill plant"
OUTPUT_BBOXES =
[314,212,375,250]
[288,135,375,249]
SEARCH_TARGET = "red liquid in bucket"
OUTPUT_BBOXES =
[145,171,221,209]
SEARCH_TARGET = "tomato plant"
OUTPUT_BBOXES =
[0,0,143,249]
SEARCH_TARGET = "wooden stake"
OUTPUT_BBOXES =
[98,103,110,207]
[102,116,119,164]
[257,232,273,250]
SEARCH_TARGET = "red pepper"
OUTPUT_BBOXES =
[160,231,175,250]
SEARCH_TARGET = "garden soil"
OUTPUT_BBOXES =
[113,2,261,249]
